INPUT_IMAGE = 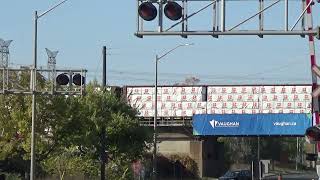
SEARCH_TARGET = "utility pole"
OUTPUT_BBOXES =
[103,46,106,87]
[257,136,261,180]
[101,46,107,180]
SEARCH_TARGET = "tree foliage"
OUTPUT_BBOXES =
[174,76,200,85]
[220,137,257,165]
[42,147,98,180]
[0,71,60,177]
[0,73,152,179]
[221,136,303,168]
[65,86,152,178]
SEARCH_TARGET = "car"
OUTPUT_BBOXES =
[218,170,251,180]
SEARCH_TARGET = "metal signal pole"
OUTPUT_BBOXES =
[30,1,70,179]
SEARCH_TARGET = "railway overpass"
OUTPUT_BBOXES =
[123,84,312,177]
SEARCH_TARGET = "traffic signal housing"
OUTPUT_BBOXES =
[56,73,85,86]
[138,2,157,21]
[305,125,320,144]
[138,1,183,21]
[73,73,85,86]
[56,73,69,86]
[164,2,183,21]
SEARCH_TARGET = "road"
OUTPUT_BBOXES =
[263,172,318,180]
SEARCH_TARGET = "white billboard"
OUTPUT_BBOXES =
[126,85,312,117]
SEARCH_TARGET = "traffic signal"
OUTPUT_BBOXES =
[73,74,85,86]
[56,73,69,85]
[164,2,182,21]
[138,1,182,21]
[138,2,157,21]
[56,73,85,86]
[305,125,320,144]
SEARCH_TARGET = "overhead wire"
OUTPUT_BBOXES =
[86,55,310,83]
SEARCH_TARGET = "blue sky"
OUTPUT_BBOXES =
[1,0,319,86]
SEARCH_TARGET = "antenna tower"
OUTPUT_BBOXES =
[0,39,13,68]
[45,48,59,81]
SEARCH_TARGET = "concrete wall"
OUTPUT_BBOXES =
[157,133,225,178]
[158,140,191,155]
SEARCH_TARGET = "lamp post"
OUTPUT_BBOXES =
[152,43,194,179]
[31,1,70,179]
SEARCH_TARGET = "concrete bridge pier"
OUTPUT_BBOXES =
[190,137,225,178]
[158,129,224,178]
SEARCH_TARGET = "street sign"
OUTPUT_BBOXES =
[312,65,320,97]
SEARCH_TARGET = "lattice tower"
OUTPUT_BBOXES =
[0,39,13,68]
[45,48,59,81]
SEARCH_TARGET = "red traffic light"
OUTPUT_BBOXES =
[73,73,85,86]
[138,2,157,21]
[164,2,182,21]
[56,74,69,85]
[305,125,320,144]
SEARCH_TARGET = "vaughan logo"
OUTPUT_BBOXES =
[209,119,240,128]
[273,122,297,126]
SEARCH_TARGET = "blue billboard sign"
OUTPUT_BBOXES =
[193,114,312,136]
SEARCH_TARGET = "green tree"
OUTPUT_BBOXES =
[64,85,152,179]
[42,147,98,180]
[0,72,152,179]
[0,72,71,178]
[221,137,257,165]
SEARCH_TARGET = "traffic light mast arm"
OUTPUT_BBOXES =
[290,0,314,31]
[136,30,318,36]
[165,1,215,31]
[136,0,319,38]
[229,0,281,31]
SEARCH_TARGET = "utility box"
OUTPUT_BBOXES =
[260,160,271,177]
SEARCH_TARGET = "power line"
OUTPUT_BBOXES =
[86,57,308,82]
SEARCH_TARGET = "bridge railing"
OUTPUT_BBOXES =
[139,117,192,127]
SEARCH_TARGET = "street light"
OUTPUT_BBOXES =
[152,43,194,179]
[31,0,70,179]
